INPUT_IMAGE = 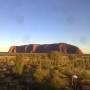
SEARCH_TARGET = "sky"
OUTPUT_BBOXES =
[0,0,90,53]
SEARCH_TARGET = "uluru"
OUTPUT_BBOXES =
[8,43,83,54]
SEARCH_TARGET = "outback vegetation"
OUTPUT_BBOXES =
[0,51,90,90]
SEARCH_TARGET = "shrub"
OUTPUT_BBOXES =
[13,55,25,75]
[33,68,49,83]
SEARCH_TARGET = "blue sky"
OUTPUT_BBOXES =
[0,0,90,53]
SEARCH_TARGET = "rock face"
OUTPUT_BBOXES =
[8,43,83,54]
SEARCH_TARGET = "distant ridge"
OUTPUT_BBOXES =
[8,43,83,54]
